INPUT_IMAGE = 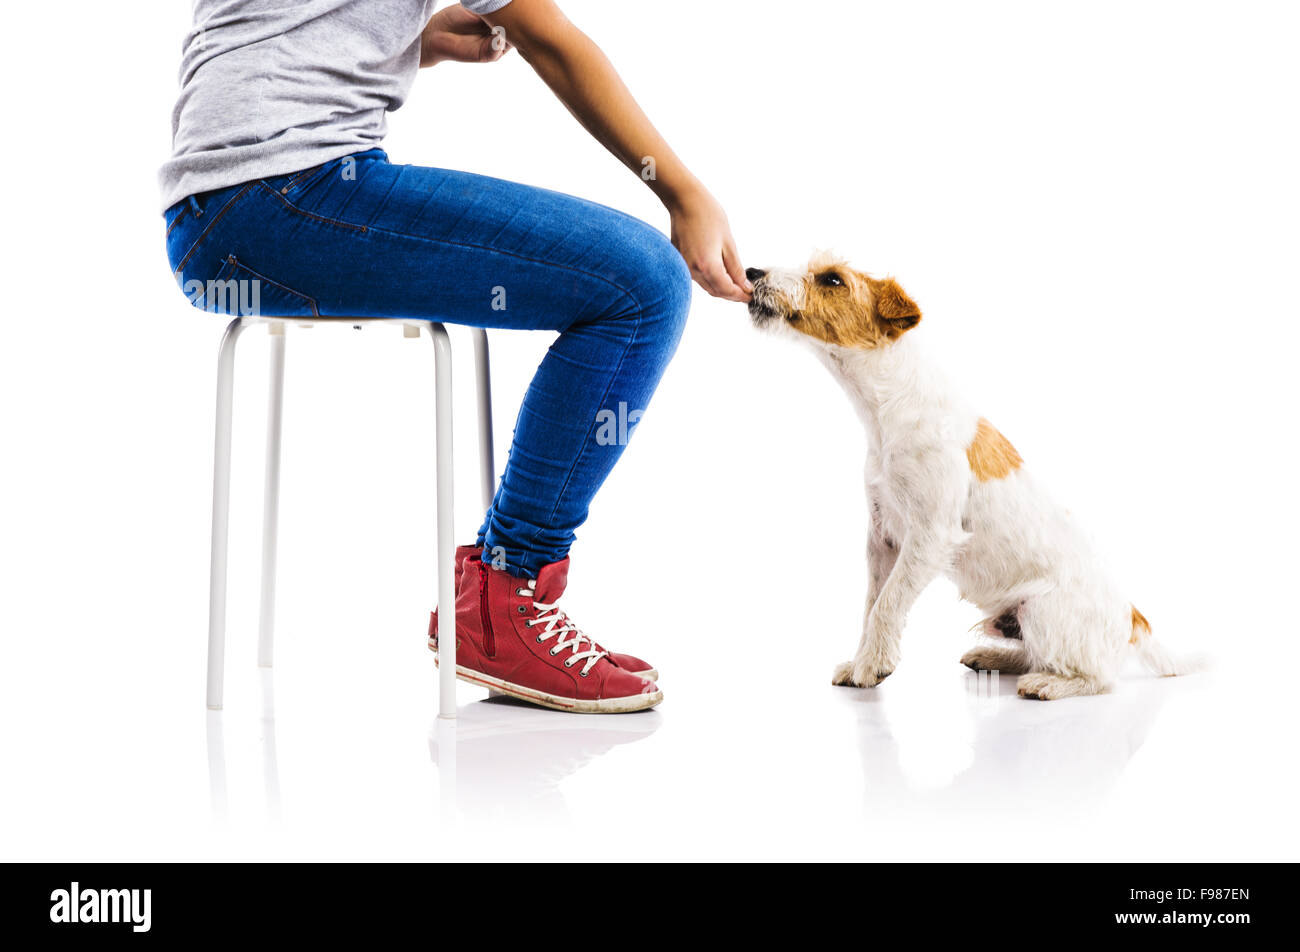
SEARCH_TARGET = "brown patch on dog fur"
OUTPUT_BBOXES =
[787,256,922,349]
[1129,604,1151,645]
[966,419,1023,481]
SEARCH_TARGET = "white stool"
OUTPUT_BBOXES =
[205,316,496,720]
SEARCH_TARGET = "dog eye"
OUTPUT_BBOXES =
[817,272,844,288]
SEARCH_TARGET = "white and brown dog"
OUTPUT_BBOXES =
[747,253,1196,699]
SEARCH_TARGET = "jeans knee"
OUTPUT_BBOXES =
[630,227,692,350]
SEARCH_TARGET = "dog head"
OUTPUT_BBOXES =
[746,253,921,350]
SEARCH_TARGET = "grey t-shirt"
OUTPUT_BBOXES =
[158,0,513,211]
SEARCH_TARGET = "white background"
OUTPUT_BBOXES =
[1,0,1297,861]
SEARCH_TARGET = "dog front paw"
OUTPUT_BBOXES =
[961,645,1030,674]
[831,660,857,686]
[831,658,894,688]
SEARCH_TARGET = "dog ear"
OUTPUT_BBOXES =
[872,278,922,332]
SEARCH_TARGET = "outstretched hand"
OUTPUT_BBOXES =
[421,6,512,66]
[668,188,752,302]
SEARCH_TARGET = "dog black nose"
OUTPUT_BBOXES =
[745,268,767,283]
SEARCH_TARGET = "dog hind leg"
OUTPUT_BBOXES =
[1016,671,1108,700]
[1008,590,1122,700]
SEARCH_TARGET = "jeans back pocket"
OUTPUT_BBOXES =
[182,254,319,318]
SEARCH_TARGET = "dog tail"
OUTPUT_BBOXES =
[1129,605,1207,676]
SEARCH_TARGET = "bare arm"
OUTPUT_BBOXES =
[483,0,751,302]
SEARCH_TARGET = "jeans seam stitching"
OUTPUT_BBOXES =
[165,206,187,237]
[258,181,368,233]
[173,184,255,276]
[279,170,309,194]
[280,160,337,197]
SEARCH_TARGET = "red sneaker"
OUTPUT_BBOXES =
[434,545,659,682]
[428,557,663,714]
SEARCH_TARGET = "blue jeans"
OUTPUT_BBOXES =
[163,149,692,576]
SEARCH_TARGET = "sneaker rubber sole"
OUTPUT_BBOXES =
[432,653,663,714]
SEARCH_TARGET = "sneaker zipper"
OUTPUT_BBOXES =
[478,562,496,658]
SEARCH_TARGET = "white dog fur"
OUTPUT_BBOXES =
[748,253,1196,700]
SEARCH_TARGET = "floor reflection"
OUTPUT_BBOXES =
[206,663,1175,826]
[840,669,1172,814]
[205,668,281,821]
[259,669,281,820]
[205,708,227,821]
[428,695,662,821]
[205,671,659,824]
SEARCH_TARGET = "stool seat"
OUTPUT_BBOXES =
[240,314,440,329]
[205,315,496,720]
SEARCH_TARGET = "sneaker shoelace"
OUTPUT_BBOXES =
[518,579,608,677]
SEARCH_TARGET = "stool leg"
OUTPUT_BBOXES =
[429,323,457,720]
[471,328,496,510]
[207,318,248,710]
[473,329,502,701]
[258,326,286,668]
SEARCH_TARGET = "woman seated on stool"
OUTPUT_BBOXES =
[161,0,751,713]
